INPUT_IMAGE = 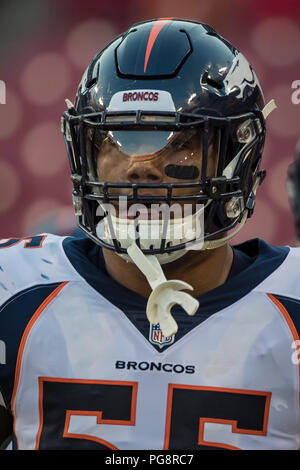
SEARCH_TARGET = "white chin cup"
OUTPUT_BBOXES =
[96,203,207,265]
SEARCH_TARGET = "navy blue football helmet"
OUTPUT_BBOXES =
[62,18,267,257]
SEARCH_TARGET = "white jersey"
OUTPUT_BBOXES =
[0,233,300,450]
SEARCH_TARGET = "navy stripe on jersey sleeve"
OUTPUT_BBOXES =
[270,294,300,338]
[0,283,62,409]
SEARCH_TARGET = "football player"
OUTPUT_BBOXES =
[1,18,300,450]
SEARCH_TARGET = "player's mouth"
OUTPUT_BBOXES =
[117,202,165,220]
[106,200,197,221]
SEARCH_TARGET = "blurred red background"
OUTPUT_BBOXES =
[0,0,300,245]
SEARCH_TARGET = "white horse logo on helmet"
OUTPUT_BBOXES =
[224,52,261,99]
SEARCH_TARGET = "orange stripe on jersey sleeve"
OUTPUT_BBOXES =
[267,293,300,407]
[11,281,69,449]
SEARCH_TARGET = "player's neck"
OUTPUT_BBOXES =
[102,243,233,299]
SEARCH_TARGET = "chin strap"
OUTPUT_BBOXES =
[201,209,249,250]
[262,99,277,119]
[192,174,260,251]
[127,243,199,337]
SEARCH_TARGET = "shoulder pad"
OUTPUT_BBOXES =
[0,234,77,304]
[255,246,300,300]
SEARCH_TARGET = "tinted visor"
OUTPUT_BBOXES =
[90,128,219,184]
[106,130,175,156]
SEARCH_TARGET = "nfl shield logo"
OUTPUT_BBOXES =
[149,323,175,349]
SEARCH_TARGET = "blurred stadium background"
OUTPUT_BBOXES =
[0,0,299,245]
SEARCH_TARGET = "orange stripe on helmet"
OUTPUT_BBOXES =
[144,18,173,73]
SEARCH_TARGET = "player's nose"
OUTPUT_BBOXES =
[126,160,164,183]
